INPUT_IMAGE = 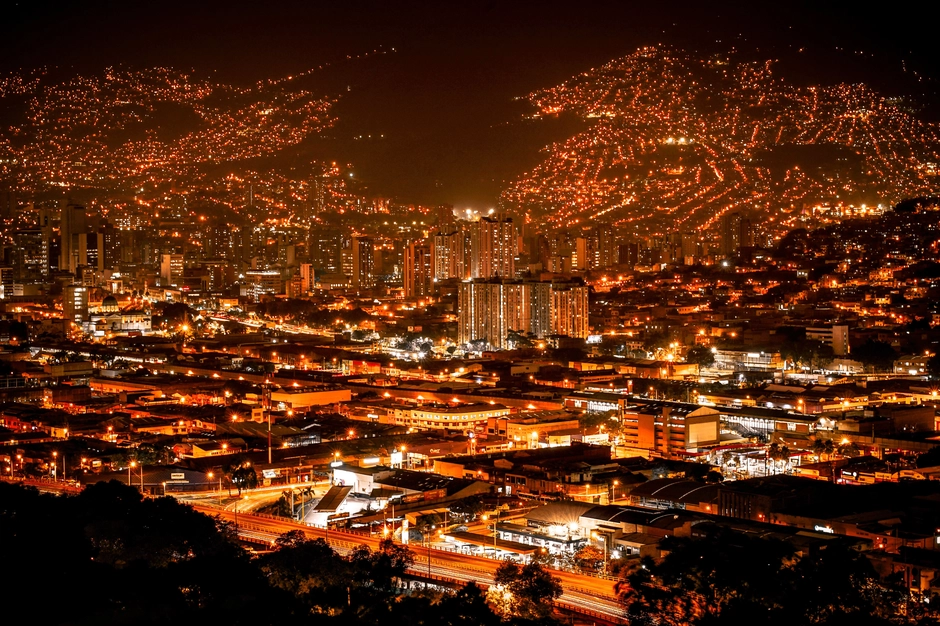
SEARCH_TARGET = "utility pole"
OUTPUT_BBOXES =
[264,379,272,465]
[493,488,500,554]
[427,529,433,581]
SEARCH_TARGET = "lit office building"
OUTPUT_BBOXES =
[471,213,516,279]
[351,236,375,289]
[404,242,432,297]
[550,282,590,339]
[457,279,587,350]
[63,284,89,323]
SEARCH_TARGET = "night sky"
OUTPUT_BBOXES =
[3,1,937,207]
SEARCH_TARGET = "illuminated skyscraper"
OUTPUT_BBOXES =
[205,222,233,260]
[431,224,471,280]
[63,284,88,323]
[0,266,12,300]
[59,203,87,275]
[309,227,342,273]
[458,280,550,349]
[299,263,314,294]
[351,236,375,289]
[160,253,184,285]
[471,214,516,278]
[13,229,49,281]
[719,211,754,257]
[404,241,432,298]
[550,282,590,339]
[574,236,592,271]
[457,278,587,349]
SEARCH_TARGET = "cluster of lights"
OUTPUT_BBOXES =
[501,46,940,239]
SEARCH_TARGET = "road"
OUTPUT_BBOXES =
[178,481,330,514]
[189,502,625,623]
[3,479,624,623]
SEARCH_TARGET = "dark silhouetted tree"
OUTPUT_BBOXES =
[491,560,562,621]
[853,339,897,373]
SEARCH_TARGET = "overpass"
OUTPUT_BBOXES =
[190,502,625,623]
[1,477,625,623]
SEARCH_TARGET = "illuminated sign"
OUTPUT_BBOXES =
[814,525,835,534]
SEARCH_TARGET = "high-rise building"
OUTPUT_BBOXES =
[679,231,698,262]
[458,280,551,349]
[13,229,49,281]
[574,236,592,271]
[117,229,141,264]
[430,215,516,281]
[309,227,342,273]
[595,225,618,269]
[244,269,282,302]
[457,278,587,349]
[60,203,88,275]
[351,236,374,290]
[230,226,253,264]
[806,325,850,356]
[550,282,590,339]
[206,222,233,260]
[96,222,120,272]
[0,266,12,299]
[618,242,639,267]
[471,214,516,278]
[198,260,231,291]
[431,225,471,280]
[160,253,185,285]
[404,242,432,298]
[63,284,89,323]
[719,211,754,257]
[299,263,314,294]
[372,237,397,280]
[84,232,99,273]
[571,228,617,271]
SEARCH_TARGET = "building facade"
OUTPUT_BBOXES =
[471,214,516,279]
[458,279,589,349]
[403,241,432,298]
[620,403,720,457]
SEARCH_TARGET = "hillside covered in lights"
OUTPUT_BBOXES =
[500,46,940,236]
[0,59,386,223]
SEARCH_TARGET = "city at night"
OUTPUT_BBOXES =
[2,2,940,624]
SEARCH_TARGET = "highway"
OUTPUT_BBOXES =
[189,502,625,623]
[177,480,330,514]
[2,479,624,623]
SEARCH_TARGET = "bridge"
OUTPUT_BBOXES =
[190,502,626,623]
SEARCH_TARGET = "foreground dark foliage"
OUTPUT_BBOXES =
[0,482,560,625]
[616,527,938,626]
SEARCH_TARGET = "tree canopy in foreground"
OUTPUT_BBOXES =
[0,481,563,626]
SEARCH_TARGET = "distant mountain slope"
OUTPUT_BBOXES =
[500,47,940,234]
[0,66,339,196]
